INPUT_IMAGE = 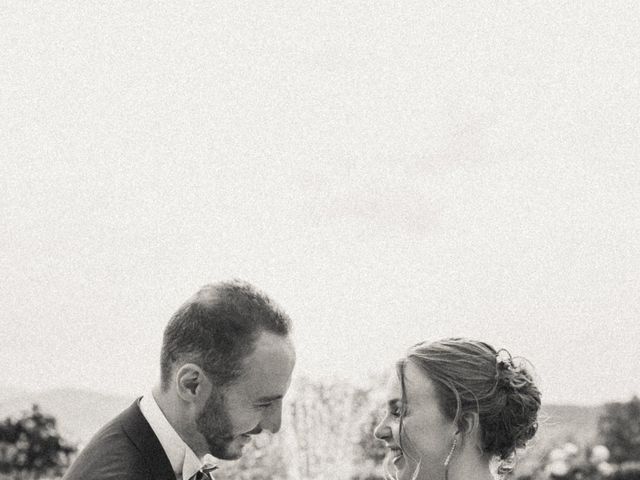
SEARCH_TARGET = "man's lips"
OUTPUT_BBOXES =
[236,427,261,443]
[238,433,258,445]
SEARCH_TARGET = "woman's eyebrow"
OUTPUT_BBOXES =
[387,398,401,408]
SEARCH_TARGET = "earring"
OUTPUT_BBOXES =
[443,437,457,468]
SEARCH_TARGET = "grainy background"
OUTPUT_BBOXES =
[2,1,639,408]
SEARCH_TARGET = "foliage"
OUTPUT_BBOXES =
[609,462,640,480]
[511,441,640,480]
[350,405,386,480]
[0,404,76,479]
[598,396,640,463]
[354,405,386,465]
[13,380,637,480]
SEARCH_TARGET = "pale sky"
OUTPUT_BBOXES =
[1,2,639,406]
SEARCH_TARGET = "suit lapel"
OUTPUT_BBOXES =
[120,399,176,480]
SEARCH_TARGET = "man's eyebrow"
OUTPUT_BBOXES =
[256,394,283,403]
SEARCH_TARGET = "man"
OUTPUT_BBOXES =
[64,280,296,480]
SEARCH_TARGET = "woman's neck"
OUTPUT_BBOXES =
[449,453,494,480]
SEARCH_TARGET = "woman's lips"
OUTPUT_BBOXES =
[390,448,404,466]
[390,447,403,455]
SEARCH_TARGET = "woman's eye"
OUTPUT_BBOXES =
[390,406,402,417]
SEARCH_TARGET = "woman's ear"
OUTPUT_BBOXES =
[458,411,480,436]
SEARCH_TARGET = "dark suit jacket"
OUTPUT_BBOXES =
[63,399,175,480]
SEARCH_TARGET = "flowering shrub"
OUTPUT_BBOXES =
[513,443,640,480]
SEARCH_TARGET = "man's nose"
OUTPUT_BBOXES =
[260,403,283,434]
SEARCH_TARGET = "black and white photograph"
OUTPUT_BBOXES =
[1,2,639,480]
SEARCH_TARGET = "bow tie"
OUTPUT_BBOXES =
[189,464,218,480]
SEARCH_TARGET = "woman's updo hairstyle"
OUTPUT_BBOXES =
[404,338,541,463]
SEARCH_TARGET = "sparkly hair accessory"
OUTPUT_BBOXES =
[495,349,516,381]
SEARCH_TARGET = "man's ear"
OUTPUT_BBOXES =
[175,363,209,403]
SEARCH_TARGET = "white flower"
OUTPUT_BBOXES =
[590,445,610,464]
[546,460,570,477]
[563,442,579,456]
[549,448,568,462]
[597,462,615,476]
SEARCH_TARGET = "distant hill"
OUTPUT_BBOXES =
[0,386,605,451]
[0,386,34,403]
[0,387,133,446]
[540,404,603,442]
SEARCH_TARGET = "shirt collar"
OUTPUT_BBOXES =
[139,392,219,480]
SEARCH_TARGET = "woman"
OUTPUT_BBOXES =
[374,338,541,480]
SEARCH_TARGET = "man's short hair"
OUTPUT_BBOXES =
[160,280,292,389]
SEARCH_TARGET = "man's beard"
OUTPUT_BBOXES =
[195,389,239,460]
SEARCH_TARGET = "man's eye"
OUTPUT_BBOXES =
[257,403,273,409]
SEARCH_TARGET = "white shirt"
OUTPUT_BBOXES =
[140,392,218,480]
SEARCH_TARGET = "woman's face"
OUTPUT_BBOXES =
[374,361,457,480]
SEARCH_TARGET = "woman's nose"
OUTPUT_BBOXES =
[374,418,391,441]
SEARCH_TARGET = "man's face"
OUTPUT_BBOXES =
[196,331,296,460]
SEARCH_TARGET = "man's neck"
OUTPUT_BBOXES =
[151,385,180,428]
[151,385,200,455]
[153,385,212,459]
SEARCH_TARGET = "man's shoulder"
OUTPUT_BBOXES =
[63,400,168,480]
